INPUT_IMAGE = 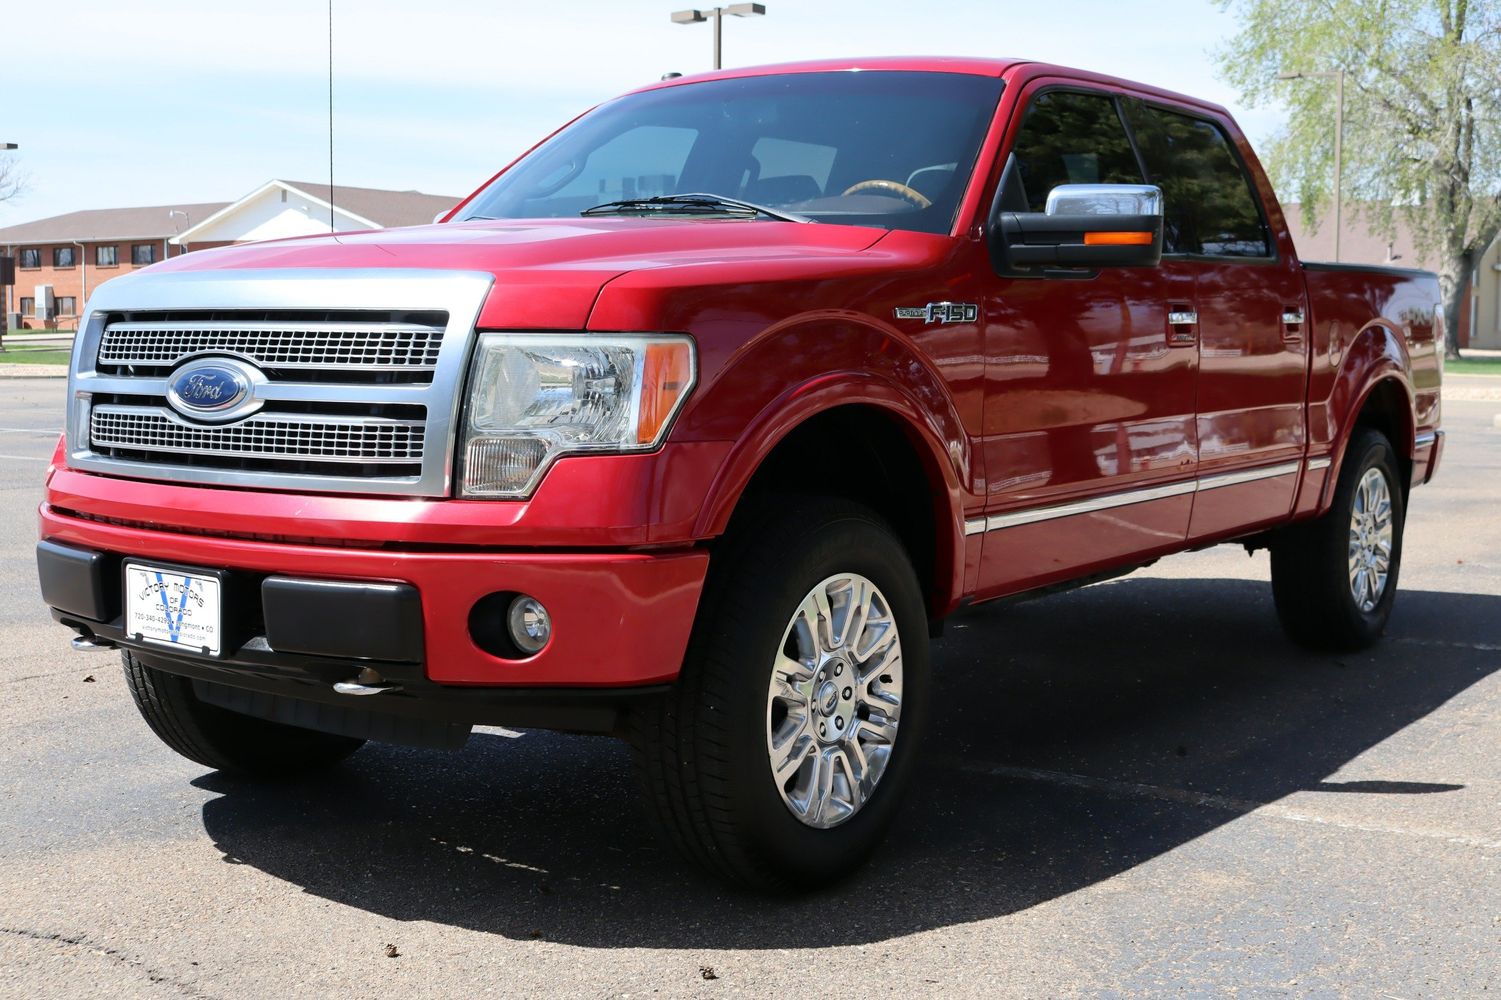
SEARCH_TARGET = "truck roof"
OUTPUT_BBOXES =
[633,56,1229,118]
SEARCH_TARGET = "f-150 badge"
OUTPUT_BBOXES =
[893,302,978,324]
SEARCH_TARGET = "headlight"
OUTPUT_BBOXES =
[459,333,696,497]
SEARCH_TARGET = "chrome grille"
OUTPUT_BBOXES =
[91,406,425,465]
[97,319,444,375]
[66,269,494,496]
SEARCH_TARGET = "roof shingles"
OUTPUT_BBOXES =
[0,180,461,246]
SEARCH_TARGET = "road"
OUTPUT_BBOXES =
[1,377,1497,998]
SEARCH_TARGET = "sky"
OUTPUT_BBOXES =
[2,0,1287,227]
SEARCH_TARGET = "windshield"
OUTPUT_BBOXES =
[456,71,1005,235]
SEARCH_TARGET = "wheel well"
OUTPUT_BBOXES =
[1354,379,1413,494]
[727,405,949,614]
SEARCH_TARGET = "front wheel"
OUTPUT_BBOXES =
[1271,428,1406,651]
[631,497,930,890]
[122,651,365,776]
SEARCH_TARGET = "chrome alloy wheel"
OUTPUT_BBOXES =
[765,573,903,829]
[1348,467,1395,613]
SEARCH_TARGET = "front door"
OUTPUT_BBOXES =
[975,84,1199,598]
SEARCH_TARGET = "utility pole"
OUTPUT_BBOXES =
[670,5,766,71]
[1,143,17,332]
[1279,69,1345,262]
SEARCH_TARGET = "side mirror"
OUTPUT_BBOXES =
[991,183,1164,274]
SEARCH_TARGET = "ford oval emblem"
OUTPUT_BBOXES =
[165,358,265,423]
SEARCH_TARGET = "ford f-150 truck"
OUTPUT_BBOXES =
[36,57,1443,890]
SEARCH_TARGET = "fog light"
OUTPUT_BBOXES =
[507,595,552,654]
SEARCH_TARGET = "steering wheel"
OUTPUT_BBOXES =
[840,179,933,209]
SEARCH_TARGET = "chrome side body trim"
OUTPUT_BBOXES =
[968,458,1312,536]
[1307,456,1333,472]
[1414,430,1438,448]
[983,479,1197,532]
[1195,461,1300,492]
[65,268,494,498]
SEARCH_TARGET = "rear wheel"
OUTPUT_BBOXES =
[1271,428,1405,651]
[122,651,365,776]
[631,497,930,890]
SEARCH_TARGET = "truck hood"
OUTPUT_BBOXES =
[151,218,892,329]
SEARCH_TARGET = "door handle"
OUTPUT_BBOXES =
[1281,306,1305,342]
[1167,309,1198,346]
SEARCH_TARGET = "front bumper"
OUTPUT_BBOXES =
[39,502,708,712]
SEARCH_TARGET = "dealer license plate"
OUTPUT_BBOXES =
[124,563,223,655]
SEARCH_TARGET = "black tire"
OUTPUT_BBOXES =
[1271,428,1406,651]
[122,651,365,776]
[631,497,931,891]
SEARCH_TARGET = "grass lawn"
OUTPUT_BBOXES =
[0,348,71,365]
[1447,355,1501,375]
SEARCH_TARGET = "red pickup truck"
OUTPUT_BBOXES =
[37,57,1443,889]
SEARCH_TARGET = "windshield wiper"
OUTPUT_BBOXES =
[581,193,810,223]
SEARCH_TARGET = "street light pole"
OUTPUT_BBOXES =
[1,144,16,330]
[670,4,766,71]
[1279,69,1345,262]
[168,210,191,256]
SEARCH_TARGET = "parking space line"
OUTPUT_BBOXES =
[1392,636,1501,652]
[0,428,62,436]
[0,454,49,463]
[938,756,1501,851]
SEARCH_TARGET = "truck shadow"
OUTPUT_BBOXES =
[194,578,1499,948]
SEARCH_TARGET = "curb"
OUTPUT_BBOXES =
[0,364,69,379]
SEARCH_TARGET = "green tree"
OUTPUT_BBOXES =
[1216,0,1501,356]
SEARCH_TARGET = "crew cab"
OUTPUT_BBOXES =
[36,58,1443,890]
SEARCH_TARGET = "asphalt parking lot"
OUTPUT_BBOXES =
[1,375,1497,998]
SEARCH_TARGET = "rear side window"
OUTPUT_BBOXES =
[1004,91,1143,213]
[1122,102,1270,257]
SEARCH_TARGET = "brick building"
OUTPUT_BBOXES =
[1,180,459,329]
[0,201,226,328]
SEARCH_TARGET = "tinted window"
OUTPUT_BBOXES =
[545,124,698,205]
[132,244,157,265]
[1004,91,1142,213]
[96,245,118,266]
[53,247,75,267]
[458,72,1005,235]
[1122,102,1269,257]
[19,248,40,269]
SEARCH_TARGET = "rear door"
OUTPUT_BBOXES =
[1121,100,1310,540]
[974,84,1199,598]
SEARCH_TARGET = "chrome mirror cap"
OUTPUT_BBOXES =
[1045,183,1163,218]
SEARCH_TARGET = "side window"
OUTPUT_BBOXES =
[1122,102,1270,257]
[1004,91,1143,213]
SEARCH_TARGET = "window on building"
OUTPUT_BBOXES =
[18,248,41,269]
[19,297,33,317]
[131,244,157,266]
[1121,101,1270,257]
[96,245,119,267]
[53,247,76,268]
[55,296,77,316]
[1003,90,1145,214]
